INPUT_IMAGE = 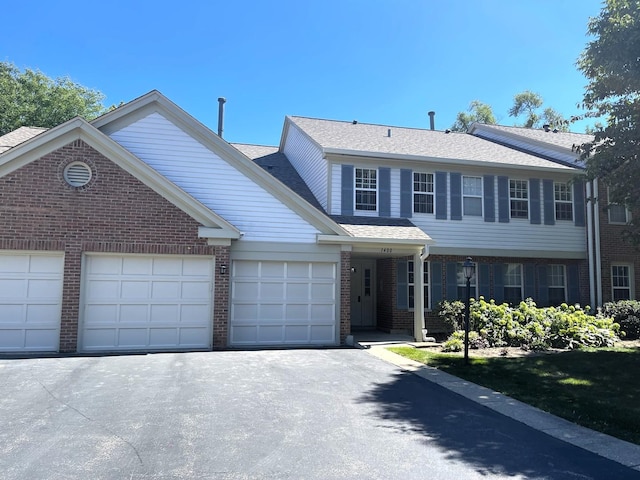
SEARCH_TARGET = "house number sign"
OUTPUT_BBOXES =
[381,248,393,253]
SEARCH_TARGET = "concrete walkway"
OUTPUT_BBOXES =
[355,333,640,472]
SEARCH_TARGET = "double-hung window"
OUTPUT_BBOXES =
[456,261,477,300]
[355,168,377,211]
[408,260,430,310]
[607,188,630,224]
[612,265,632,301]
[413,172,434,214]
[509,179,528,219]
[504,263,523,304]
[554,182,573,221]
[462,176,483,216]
[548,265,567,305]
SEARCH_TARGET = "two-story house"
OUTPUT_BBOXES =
[469,123,638,308]
[0,90,621,354]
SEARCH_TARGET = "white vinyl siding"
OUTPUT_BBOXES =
[0,252,63,352]
[282,123,327,210]
[109,113,321,243]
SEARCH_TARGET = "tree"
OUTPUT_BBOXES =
[508,91,569,131]
[450,92,569,132]
[450,100,497,132]
[578,0,640,243]
[0,62,106,136]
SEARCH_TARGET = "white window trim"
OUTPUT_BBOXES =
[509,179,529,220]
[408,260,430,311]
[354,167,378,212]
[607,188,631,225]
[504,263,524,303]
[554,182,573,222]
[548,264,567,304]
[413,172,435,214]
[462,175,483,217]
[611,264,634,301]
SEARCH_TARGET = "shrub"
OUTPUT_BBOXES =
[441,297,620,351]
[602,300,640,339]
[437,300,466,332]
[441,331,464,352]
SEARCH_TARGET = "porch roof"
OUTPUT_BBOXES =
[330,216,432,242]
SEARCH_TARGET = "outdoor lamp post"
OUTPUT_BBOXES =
[462,257,475,365]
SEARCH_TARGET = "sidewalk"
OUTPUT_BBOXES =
[357,336,640,472]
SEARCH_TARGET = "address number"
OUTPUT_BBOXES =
[381,248,393,253]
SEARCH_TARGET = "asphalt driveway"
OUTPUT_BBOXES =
[0,349,637,480]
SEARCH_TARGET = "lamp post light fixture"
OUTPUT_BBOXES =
[462,257,475,365]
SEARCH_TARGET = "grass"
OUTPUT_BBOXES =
[388,345,640,445]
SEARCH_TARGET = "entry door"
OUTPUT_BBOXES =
[350,260,375,328]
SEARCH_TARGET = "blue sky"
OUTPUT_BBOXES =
[3,0,602,145]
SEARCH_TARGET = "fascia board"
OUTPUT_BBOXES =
[317,234,434,247]
[325,151,582,175]
[470,123,585,163]
[95,94,348,237]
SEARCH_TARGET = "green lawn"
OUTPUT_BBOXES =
[388,345,640,445]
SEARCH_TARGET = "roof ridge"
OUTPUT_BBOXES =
[288,115,453,134]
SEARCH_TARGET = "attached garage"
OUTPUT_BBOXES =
[80,254,214,352]
[0,252,64,352]
[230,260,338,346]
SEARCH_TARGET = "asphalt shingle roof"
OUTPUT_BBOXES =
[288,116,577,171]
[232,143,325,212]
[0,126,47,153]
[475,124,594,151]
[330,216,432,241]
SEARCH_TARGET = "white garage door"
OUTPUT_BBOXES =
[80,255,213,352]
[230,260,337,346]
[0,252,64,352]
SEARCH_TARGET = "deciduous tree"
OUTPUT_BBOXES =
[0,62,106,136]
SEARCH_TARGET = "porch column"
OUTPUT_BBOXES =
[413,250,425,341]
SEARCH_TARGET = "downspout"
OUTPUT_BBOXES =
[594,178,603,307]
[586,181,596,309]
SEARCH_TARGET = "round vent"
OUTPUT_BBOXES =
[63,162,92,187]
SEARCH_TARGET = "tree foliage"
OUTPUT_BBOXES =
[450,100,497,132]
[578,0,640,243]
[450,91,569,132]
[0,62,106,136]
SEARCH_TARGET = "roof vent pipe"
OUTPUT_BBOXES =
[387,128,391,137]
[428,111,435,130]
[543,124,550,132]
[217,97,226,138]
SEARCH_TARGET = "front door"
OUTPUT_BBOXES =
[350,260,375,328]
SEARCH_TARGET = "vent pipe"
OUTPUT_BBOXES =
[217,97,226,138]
[428,111,435,130]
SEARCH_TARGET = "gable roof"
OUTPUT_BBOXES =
[0,126,48,153]
[469,123,593,167]
[0,117,241,238]
[233,143,325,212]
[93,91,347,236]
[285,116,579,172]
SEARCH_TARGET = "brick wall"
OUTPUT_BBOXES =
[596,182,640,303]
[340,251,351,343]
[0,140,216,352]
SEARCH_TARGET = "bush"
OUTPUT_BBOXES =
[438,300,466,332]
[441,297,620,351]
[602,300,640,339]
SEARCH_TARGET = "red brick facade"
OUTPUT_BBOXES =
[0,140,217,352]
[596,183,640,303]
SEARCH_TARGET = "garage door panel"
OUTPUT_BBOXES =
[0,252,63,352]
[230,260,337,346]
[0,279,25,298]
[89,256,121,275]
[81,255,213,351]
[151,281,180,299]
[88,280,120,299]
[26,304,61,322]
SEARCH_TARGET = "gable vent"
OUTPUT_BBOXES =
[63,162,92,187]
